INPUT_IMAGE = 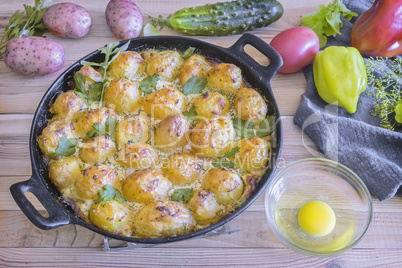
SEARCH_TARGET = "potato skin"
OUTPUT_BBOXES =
[73,107,116,139]
[206,63,242,94]
[115,114,150,146]
[162,153,202,186]
[50,91,84,119]
[189,117,235,158]
[38,120,75,157]
[107,51,143,80]
[79,135,117,164]
[49,157,82,189]
[179,54,211,86]
[143,87,186,120]
[235,137,271,172]
[105,0,143,39]
[144,50,183,81]
[89,200,134,236]
[202,168,244,205]
[122,169,172,203]
[4,36,64,77]
[188,190,221,223]
[134,201,195,238]
[194,91,230,119]
[154,114,190,151]
[43,3,92,39]
[75,164,121,200]
[234,88,268,124]
[103,78,141,114]
[118,143,159,169]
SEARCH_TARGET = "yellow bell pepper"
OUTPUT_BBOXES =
[313,46,367,114]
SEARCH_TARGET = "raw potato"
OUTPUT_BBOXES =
[162,153,202,186]
[74,164,121,200]
[234,88,268,124]
[89,200,134,236]
[103,78,142,114]
[235,137,271,171]
[122,168,172,203]
[43,3,92,38]
[154,114,190,151]
[105,0,143,40]
[107,51,143,80]
[193,91,230,119]
[207,63,243,94]
[188,190,221,223]
[4,36,64,76]
[134,201,195,238]
[202,168,244,205]
[50,91,85,119]
[38,120,75,157]
[79,135,117,164]
[49,157,82,189]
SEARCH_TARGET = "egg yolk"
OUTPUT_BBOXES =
[298,200,336,237]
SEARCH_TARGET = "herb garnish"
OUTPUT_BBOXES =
[182,46,196,60]
[211,146,240,169]
[95,185,126,205]
[182,105,197,126]
[52,137,78,157]
[233,116,274,139]
[183,75,207,95]
[71,72,103,101]
[170,188,194,203]
[0,0,49,59]
[86,116,117,139]
[139,74,160,93]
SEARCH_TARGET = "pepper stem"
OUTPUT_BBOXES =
[146,13,170,30]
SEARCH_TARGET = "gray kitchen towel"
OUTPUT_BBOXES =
[293,0,402,201]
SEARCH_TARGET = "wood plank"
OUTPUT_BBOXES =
[0,247,401,267]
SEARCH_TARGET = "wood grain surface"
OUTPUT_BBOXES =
[1,0,401,267]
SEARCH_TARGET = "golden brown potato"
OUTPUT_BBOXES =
[38,120,76,157]
[50,91,84,119]
[73,107,116,139]
[154,114,190,151]
[134,201,195,238]
[235,137,271,172]
[179,54,212,86]
[115,114,150,147]
[107,51,143,80]
[234,88,268,124]
[193,91,230,119]
[48,157,82,189]
[75,66,102,89]
[188,189,221,223]
[144,50,183,81]
[118,143,159,169]
[103,78,141,114]
[122,168,172,203]
[75,164,121,200]
[79,135,117,164]
[143,87,186,120]
[189,117,235,158]
[161,153,202,186]
[202,168,244,205]
[89,200,134,236]
[207,63,242,94]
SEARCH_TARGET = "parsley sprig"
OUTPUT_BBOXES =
[71,73,103,101]
[233,116,274,139]
[52,137,78,157]
[182,105,197,126]
[170,188,194,203]
[95,185,126,205]
[86,116,117,139]
[183,75,207,95]
[139,74,160,93]
[0,0,49,59]
[211,146,240,169]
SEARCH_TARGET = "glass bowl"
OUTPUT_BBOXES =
[264,158,373,257]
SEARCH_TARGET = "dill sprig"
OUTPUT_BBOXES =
[365,57,402,131]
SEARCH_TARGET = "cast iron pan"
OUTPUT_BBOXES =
[10,33,283,244]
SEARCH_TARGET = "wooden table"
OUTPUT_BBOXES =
[1,0,401,267]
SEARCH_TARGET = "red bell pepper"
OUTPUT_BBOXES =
[350,0,402,57]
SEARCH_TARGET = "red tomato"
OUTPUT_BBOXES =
[270,27,319,74]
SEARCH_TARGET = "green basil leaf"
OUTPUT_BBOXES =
[95,185,126,205]
[182,46,196,60]
[170,188,194,203]
[183,76,207,95]
[52,137,78,157]
[139,74,160,93]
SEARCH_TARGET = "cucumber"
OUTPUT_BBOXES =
[147,0,284,36]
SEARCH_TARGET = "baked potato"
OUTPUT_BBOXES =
[118,142,159,169]
[154,114,190,151]
[193,91,230,119]
[235,137,271,172]
[48,156,82,189]
[188,189,221,223]
[103,78,141,114]
[144,50,183,81]
[161,153,202,186]
[107,51,143,80]
[73,107,116,139]
[178,54,212,86]
[38,120,76,157]
[115,114,150,146]
[234,88,268,125]
[79,135,117,164]
[50,91,85,119]
[143,87,186,120]
[206,63,243,94]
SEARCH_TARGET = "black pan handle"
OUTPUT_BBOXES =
[229,33,283,83]
[10,177,76,230]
